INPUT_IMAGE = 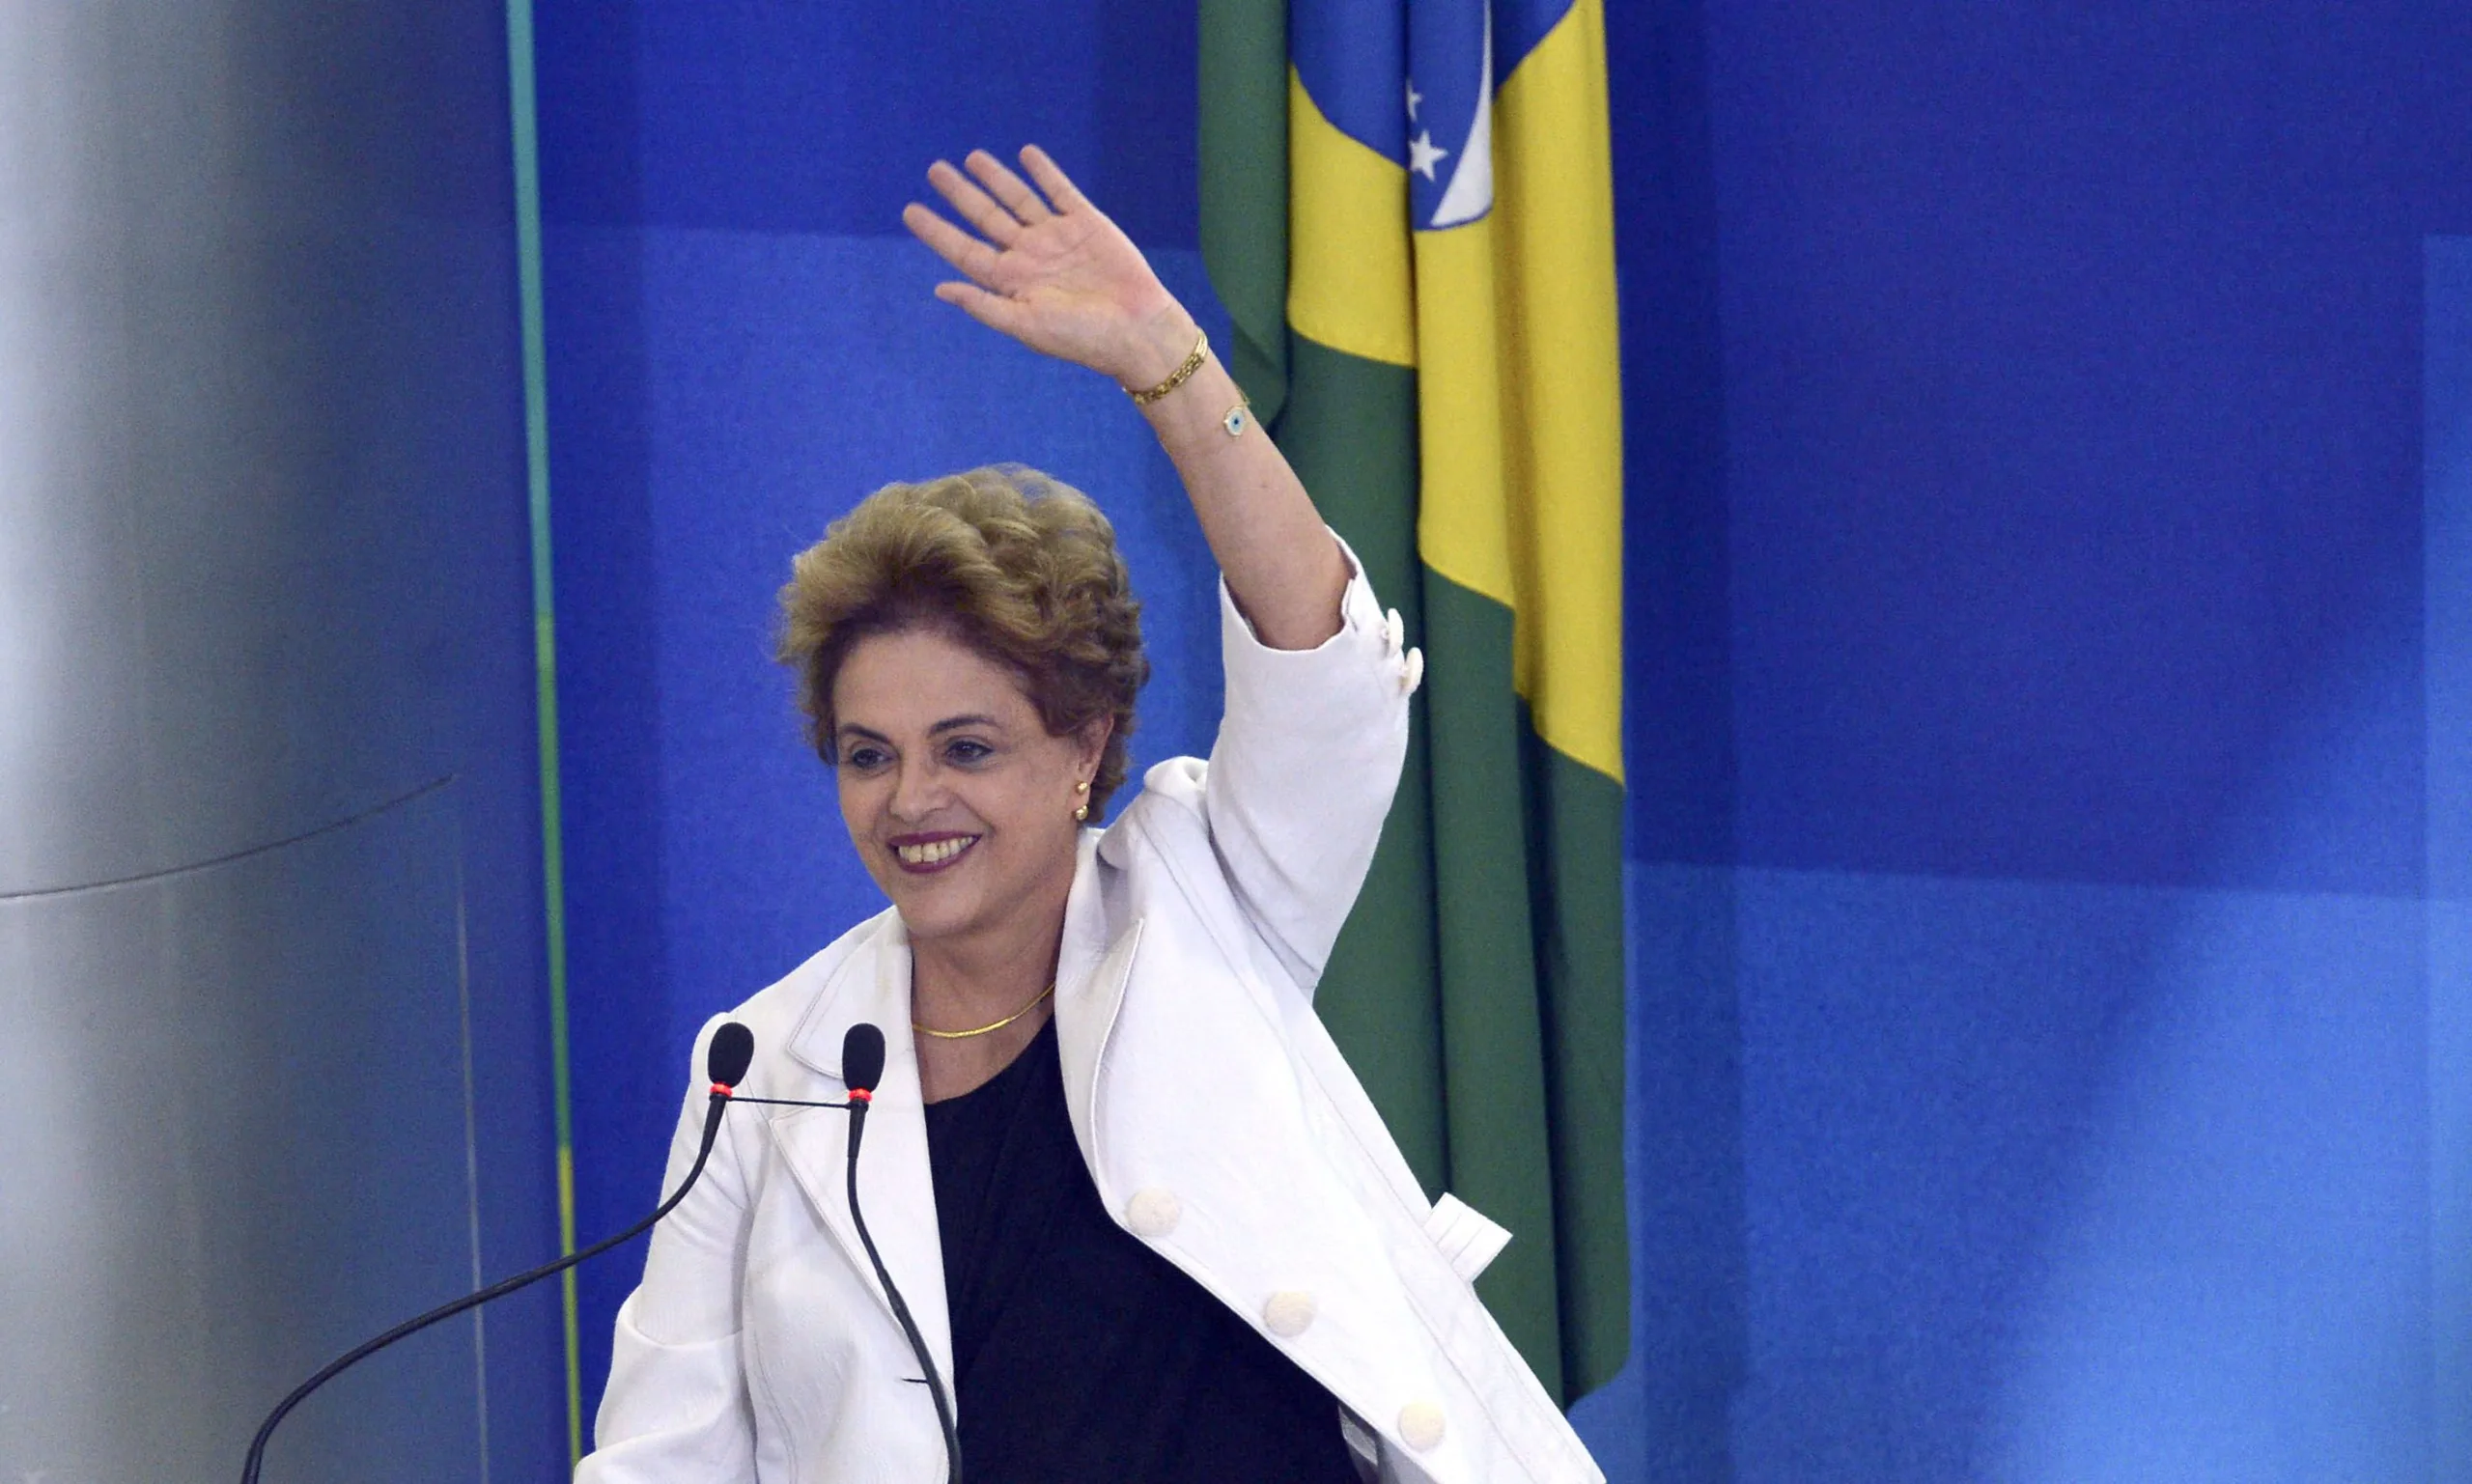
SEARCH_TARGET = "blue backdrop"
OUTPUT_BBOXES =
[535,3,2472,1477]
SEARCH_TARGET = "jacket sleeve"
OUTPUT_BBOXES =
[1201,535,1418,993]
[575,1015,760,1483]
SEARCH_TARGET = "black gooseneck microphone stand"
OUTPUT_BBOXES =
[240,1022,761,1484]
[833,1022,964,1484]
[239,1021,963,1484]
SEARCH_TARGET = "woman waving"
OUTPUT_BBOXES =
[578,147,1600,1484]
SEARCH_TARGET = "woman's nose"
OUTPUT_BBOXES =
[887,757,947,820]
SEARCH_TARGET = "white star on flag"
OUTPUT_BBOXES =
[1408,128,1449,181]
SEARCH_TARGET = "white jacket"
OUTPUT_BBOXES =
[577,558,1605,1484]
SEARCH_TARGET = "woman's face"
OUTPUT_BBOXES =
[829,626,1105,947]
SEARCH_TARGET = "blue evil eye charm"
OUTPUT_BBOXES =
[1222,402,1251,437]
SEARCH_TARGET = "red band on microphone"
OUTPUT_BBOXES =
[848,1087,873,1105]
[710,1081,733,1097]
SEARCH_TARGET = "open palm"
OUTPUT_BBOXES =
[902,147,1186,387]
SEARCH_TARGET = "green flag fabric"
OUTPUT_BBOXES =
[1199,0,1631,1403]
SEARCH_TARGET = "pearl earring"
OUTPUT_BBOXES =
[1074,778,1090,823]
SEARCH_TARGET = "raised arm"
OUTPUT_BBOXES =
[902,147,1349,650]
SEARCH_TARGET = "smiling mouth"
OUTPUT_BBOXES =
[891,835,979,873]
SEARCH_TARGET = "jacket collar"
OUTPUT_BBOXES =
[776,829,1127,1085]
[762,829,1145,1379]
[1052,828,1142,1176]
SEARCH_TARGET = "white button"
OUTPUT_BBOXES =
[1401,647,1424,695]
[1384,606,1405,656]
[1398,1401,1446,1452]
[1262,1290,1316,1337]
[1124,1188,1181,1240]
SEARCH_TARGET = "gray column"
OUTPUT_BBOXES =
[0,5,558,1481]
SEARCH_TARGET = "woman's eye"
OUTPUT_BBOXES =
[842,745,889,770]
[945,739,994,765]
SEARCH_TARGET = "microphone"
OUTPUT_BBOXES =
[842,1021,885,1160]
[836,1022,962,1484]
[606,1021,957,1477]
[709,1020,756,1089]
[239,1021,760,1484]
[703,1020,755,1148]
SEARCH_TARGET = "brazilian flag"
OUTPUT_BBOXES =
[1200,0,1629,1402]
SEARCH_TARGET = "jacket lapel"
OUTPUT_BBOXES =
[766,911,955,1389]
[754,836,1140,1394]
[1053,829,1143,1180]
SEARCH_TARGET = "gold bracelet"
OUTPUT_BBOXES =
[1127,328,1209,406]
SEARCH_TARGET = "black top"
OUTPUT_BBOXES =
[922,1017,1362,1484]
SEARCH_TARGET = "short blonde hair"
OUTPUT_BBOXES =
[777,464,1148,814]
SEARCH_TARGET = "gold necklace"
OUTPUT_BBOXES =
[912,981,1055,1040]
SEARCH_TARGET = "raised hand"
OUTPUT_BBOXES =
[902,147,1196,390]
[906,146,1346,648]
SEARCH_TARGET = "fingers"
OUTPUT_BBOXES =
[964,148,1056,224]
[1017,145,1093,215]
[901,202,1003,287]
[925,158,1022,246]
